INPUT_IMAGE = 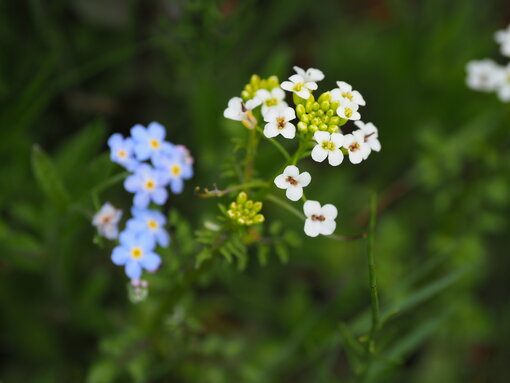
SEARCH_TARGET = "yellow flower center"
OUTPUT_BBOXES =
[265,98,278,107]
[118,150,127,158]
[344,108,353,118]
[293,82,304,91]
[171,165,181,175]
[150,139,160,149]
[131,247,143,259]
[322,141,336,151]
[342,91,353,101]
[148,219,158,230]
[145,180,155,190]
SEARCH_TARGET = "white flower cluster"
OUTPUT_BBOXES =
[223,66,382,238]
[466,24,510,101]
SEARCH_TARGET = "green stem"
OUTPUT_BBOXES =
[196,181,269,198]
[90,171,130,209]
[244,128,259,183]
[266,193,305,220]
[256,126,291,161]
[366,192,380,353]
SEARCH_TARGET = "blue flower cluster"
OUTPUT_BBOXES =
[106,122,194,280]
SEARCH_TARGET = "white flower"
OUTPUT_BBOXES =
[492,63,510,102]
[495,25,510,57]
[354,121,381,159]
[336,99,361,121]
[343,130,370,164]
[281,74,318,100]
[223,97,259,128]
[293,66,325,82]
[255,88,287,114]
[311,131,345,166]
[303,200,337,237]
[331,81,366,106]
[263,106,296,139]
[274,165,311,201]
[92,202,122,240]
[466,59,504,93]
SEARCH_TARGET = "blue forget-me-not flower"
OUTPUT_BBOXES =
[124,163,168,208]
[131,122,175,162]
[111,230,161,280]
[126,208,170,248]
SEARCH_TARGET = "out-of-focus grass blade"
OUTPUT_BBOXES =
[31,144,70,210]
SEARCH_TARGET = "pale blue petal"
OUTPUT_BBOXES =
[131,125,148,142]
[111,246,129,265]
[134,143,151,161]
[125,261,142,279]
[147,122,165,140]
[156,230,170,248]
[140,252,161,272]
[134,192,150,208]
[170,178,184,194]
[151,187,168,205]
[108,133,123,149]
[124,175,140,193]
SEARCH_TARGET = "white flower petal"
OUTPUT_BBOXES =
[311,145,328,162]
[280,81,294,92]
[264,123,279,138]
[272,88,285,100]
[274,174,288,189]
[327,150,344,166]
[330,133,344,147]
[286,186,303,201]
[296,88,311,99]
[321,204,338,220]
[313,131,330,143]
[284,165,299,178]
[297,171,311,187]
[283,107,296,121]
[256,89,271,100]
[349,151,364,164]
[305,81,318,90]
[304,219,321,237]
[304,200,321,217]
[336,81,352,92]
[280,124,296,139]
[320,220,336,236]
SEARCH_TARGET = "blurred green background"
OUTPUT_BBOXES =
[2,0,510,382]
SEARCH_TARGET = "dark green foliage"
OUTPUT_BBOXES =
[2,0,510,382]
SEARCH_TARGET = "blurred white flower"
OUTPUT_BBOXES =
[311,131,345,166]
[354,121,381,159]
[293,66,325,82]
[303,200,337,237]
[343,130,370,164]
[495,25,510,57]
[255,88,287,114]
[331,81,366,106]
[92,202,122,240]
[223,97,259,129]
[466,59,504,93]
[263,106,296,139]
[281,74,318,100]
[336,99,361,121]
[274,165,311,201]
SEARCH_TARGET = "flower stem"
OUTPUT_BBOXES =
[256,126,291,161]
[90,171,130,209]
[366,192,380,353]
[244,127,259,183]
[266,193,305,220]
[196,181,269,198]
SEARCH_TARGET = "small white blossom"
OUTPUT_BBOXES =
[274,165,311,201]
[336,99,361,121]
[255,88,287,114]
[354,121,381,159]
[263,106,296,139]
[466,59,504,93]
[311,131,344,166]
[92,203,122,240]
[293,66,325,82]
[495,63,510,102]
[495,25,510,57]
[281,74,318,100]
[343,130,370,164]
[331,81,366,106]
[303,200,337,237]
[223,97,259,129]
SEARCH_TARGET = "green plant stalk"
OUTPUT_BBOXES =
[256,126,291,161]
[366,192,380,353]
[90,171,130,210]
[243,127,259,183]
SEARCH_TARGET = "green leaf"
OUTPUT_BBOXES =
[31,144,70,210]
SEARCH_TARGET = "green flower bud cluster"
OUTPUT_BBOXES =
[295,92,347,134]
[241,74,280,102]
[227,192,264,226]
